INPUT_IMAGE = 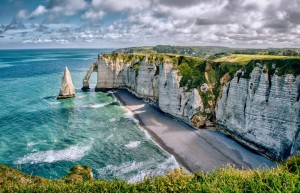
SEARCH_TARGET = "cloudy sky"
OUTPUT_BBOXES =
[0,0,299,48]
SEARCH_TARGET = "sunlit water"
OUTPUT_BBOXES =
[0,49,178,182]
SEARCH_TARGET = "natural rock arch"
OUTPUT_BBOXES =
[82,61,98,90]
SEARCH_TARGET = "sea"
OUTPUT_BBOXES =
[0,49,179,182]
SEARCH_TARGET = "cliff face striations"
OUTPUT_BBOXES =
[83,54,208,126]
[82,53,300,160]
[216,66,300,160]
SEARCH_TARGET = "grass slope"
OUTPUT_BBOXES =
[0,156,299,192]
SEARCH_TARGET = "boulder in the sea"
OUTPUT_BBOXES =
[57,67,75,99]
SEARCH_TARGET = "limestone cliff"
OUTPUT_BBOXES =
[216,65,300,160]
[57,67,75,99]
[82,53,300,160]
[83,54,209,127]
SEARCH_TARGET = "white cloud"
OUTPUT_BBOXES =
[6,0,300,47]
[17,10,28,19]
[30,5,48,18]
[91,0,149,12]
[52,0,87,16]
[82,10,105,20]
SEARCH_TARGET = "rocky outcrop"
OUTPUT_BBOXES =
[82,62,98,90]
[57,67,75,99]
[82,55,208,126]
[83,54,300,160]
[216,65,300,160]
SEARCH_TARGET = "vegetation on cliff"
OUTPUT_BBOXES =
[115,45,300,58]
[100,52,300,115]
[0,156,299,192]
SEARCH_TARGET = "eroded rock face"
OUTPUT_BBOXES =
[216,66,300,160]
[83,55,300,160]
[57,67,75,99]
[82,62,98,90]
[85,56,206,126]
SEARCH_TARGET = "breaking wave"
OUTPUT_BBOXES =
[14,145,91,164]
[124,141,141,149]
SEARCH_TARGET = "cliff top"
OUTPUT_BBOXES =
[99,52,300,111]
[213,54,300,65]
[101,52,300,77]
[115,45,300,58]
[0,156,299,192]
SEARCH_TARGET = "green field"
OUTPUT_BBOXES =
[213,54,300,65]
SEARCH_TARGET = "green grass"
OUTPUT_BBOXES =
[0,156,299,192]
[213,54,300,65]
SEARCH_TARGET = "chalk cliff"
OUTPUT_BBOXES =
[57,67,75,99]
[216,66,300,160]
[82,54,300,160]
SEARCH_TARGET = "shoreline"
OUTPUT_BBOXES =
[113,90,192,171]
[112,89,275,172]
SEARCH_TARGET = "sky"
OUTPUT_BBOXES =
[0,0,299,49]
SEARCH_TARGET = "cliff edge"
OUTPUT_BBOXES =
[82,53,300,160]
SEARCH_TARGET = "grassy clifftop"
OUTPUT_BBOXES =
[101,53,300,113]
[115,45,300,58]
[0,156,299,192]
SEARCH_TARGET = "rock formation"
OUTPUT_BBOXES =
[82,54,300,160]
[216,66,300,160]
[57,67,75,99]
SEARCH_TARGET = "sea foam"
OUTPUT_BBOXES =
[124,141,141,149]
[83,102,111,108]
[123,111,139,124]
[14,145,90,164]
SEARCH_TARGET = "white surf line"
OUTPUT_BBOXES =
[111,90,182,172]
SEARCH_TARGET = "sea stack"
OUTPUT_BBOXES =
[57,67,75,99]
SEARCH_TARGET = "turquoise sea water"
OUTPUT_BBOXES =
[0,49,178,182]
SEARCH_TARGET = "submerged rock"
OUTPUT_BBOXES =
[57,67,75,99]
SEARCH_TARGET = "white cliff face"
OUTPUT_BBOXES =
[96,58,127,90]
[184,89,203,120]
[216,66,300,160]
[88,56,206,126]
[135,59,159,98]
[83,55,300,160]
[58,67,75,99]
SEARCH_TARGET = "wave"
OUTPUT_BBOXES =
[96,155,179,183]
[109,118,117,122]
[0,64,13,68]
[18,58,59,63]
[124,141,141,149]
[76,95,85,99]
[123,111,139,124]
[83,102,111,109]
[128,156,179,183]
[27,142,36,147]
[104,134,114,142]
[97,161,146,177]
[14,145,90,164]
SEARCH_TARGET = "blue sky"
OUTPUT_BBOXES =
[0,0,299,48]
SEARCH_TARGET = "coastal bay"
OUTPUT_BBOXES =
[113,89,275,172]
